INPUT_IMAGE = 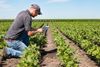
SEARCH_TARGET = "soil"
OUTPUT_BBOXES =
[0,58,19,67]
[40,28,61,67]
[57,29,99,67]
[0,49,19,67]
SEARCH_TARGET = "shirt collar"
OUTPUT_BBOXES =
[26,10,32,16]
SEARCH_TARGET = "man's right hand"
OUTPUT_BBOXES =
[37,28,43,32]
[28,28,43,36]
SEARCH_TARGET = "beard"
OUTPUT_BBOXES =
[32,16,35,17]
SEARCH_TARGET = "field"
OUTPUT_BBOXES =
[0,19,100,67]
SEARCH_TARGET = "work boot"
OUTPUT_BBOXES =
[0,47,8,65]
[2,47,8,61]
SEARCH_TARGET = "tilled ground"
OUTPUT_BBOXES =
[40,28,61,67]
[0,58,19,67]
[0,49,19,67]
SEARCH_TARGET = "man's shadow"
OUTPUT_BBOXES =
[40,48,57,57]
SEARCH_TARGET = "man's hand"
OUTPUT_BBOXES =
[37,28,43,33]
[28,28,43,36]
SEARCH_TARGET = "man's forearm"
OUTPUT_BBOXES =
[31,28,38,31]
[28,28,43,36]
[28,30,38,36]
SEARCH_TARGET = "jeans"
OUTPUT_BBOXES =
[5,40,27,57]
[5,31,29,57]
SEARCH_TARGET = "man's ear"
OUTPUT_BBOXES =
[31,8,36,12]
[29,8,35,13]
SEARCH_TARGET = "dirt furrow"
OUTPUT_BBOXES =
[40,28,61,67]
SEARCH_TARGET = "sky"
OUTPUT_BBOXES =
[0,0,100,19]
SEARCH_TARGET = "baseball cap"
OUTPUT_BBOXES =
[31,4,42,15]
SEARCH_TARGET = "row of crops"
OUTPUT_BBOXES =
[50,23,78,67]
[0,22,12,48]
[52,22,100,65]
[18,22,47,67]
[18,33,47,67]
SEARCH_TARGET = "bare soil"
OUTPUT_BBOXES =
[0,58,19,67]
[0,49,19,67]
[40,28,61,67]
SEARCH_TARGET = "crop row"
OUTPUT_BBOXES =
[53,22,100,64]
[50,23,78,67]
[18,33,46,67]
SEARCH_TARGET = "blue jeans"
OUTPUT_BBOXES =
[5,31,29,57]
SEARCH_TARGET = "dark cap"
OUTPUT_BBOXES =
[31,4,42,15]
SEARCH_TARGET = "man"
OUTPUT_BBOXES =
[3,4,43,58]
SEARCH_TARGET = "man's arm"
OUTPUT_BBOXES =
[28,28,43,36]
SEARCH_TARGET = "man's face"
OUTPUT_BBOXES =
[31,9,38,17]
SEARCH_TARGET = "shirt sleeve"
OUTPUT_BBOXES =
[24,16,32,31]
